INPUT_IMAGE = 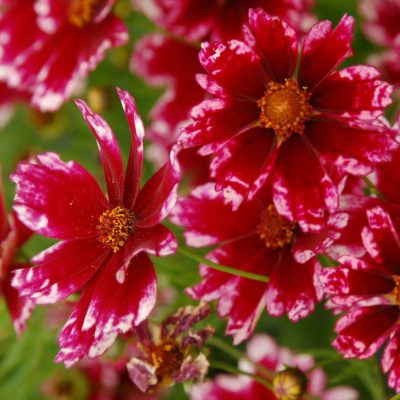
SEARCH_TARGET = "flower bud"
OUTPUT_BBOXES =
[272,367,308,400]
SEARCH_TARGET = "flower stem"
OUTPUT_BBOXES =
[208,336,273,379]
[177,247,269,283]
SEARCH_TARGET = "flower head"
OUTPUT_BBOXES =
[0,0,128,110]
[179,9,394,231]
[11,88,181,367]
[127,303,213,393]
[171,182,347,343]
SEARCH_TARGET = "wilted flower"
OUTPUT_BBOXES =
[127,303,214,393]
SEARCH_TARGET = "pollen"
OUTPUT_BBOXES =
[97,206,135,253]
[150,343,184,380]
[68,0,102,28]
[257,204,295,249]
[257,78,313,140]
[390,275,400,305]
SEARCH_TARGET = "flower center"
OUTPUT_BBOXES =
[257,204,295,249]
[68,0,102,27]
[97,206,134,253]
[150,343,184,380]
[257,78,313,140]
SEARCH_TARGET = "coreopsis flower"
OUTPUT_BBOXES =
[10,88,181,367]
[171,182,348,343]
[0,0,128,111]
[132,33,209,184]
[133,0,316,42]
[179,8,394,231]
[320,205,400,392]
[0,173,34,334]
[127,303,213,393]
[190,334,358,400]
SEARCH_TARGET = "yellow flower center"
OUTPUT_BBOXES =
[150,343,184,382]
[272,367,308,400]
[68,0,103,28]
[257,204,295,249]
[258,78,313,140]
[97,206,134,253]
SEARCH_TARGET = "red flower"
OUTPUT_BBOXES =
[0,0,128,111]
[179,9,394,231]
[190,334,358,400]
[321,205,400,392]
[171,183,347,343]
[133,0,315,42]
[10,88,181,367]
[0,173,34,334]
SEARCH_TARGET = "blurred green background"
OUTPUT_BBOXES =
[0,0,395,398]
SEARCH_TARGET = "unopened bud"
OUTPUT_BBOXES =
[272,367,307,400]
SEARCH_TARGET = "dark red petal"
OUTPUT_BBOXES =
[273,135,338,233]
[333,305,399,358]
[81,252,157,339]
[11,152,109,239]
[75,99,125,207]
[12,238,107,304]
[298,15,354,90]
[245,8,298,82]
[171,182,261,247]
[266,252,321,321]
[2,265,34,335]
[312,65,393,119]
[362,206,400,274]
[199,40,266,99]
[179,98,259,151]
[382,332,400,392]
[134,148,180,228]
[211,128,278,206]
[117,88,145,209]
[306,116,393,176]
[320,263,395,296]
[188,237,271,344]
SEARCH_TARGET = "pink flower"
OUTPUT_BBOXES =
[0,174,34,335]
[190,333,358,400]
[171,183,347,343]
[133,0,316,42]
[10,88,181,367]
[321,205,400,392]
[0,0,128,111]
[179,9,394,231]
[127,303,213,392]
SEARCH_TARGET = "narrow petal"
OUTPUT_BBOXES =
[0,169,8,241]
[117,88,145,209]
[244,8,298,82]
[199,40,266,99]
[12,238,107,304]
[82,252,157,338]
[333,305,399,358]
[298,15,354,89]
[75,99,124,207]
[272,136,338,233]
[11,152,109,239]
[134,147,180,228]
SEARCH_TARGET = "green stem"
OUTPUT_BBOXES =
[208,336,273,379]
[210,360,273,390]
[391,395,400,400]
[177,247,269,283]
